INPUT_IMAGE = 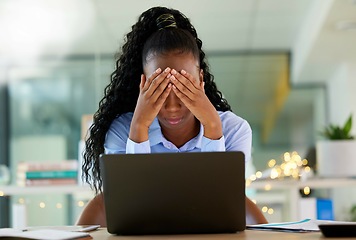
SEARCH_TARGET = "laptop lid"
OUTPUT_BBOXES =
[100,151,246,235]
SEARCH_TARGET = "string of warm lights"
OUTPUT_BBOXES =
[247,151,314,216]
[14,197,86,209]
[247,151,313,185]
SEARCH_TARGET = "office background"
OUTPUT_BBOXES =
[1,0,356,227]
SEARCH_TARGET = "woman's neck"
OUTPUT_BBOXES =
[161,119,200,148]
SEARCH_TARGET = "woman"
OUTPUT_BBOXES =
[79,6,267,226]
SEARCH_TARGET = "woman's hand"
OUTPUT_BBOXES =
[129,67,172,143]
[170,69,223,140]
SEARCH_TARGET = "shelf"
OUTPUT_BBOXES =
[247,178,356,190]
[247,177,356,221]
[0,184,93,196]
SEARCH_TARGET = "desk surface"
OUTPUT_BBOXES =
[89,228,356,240]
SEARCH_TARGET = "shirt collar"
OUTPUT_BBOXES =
[148,118,204,150]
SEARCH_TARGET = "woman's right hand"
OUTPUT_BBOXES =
[129,67,172,143]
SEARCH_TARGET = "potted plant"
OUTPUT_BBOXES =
[316,114,356,177]
[320,114,354,140]
[350,205,356,222]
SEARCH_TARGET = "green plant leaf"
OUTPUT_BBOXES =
[343,114,352,136]
[320,114,354,140]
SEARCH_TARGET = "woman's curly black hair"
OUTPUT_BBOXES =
[82,6,232,194]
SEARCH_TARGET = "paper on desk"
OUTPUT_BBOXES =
[246,218,327,232]
[24,225,100,232]
[0,228,91,239]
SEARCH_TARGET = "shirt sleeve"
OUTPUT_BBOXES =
[220,111,252,163]
[126,138,151,154]
[104,114,131,154]
[201,135,226,152]
[104,129,127,154]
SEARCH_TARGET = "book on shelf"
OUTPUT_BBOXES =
[16,160,79,186]
[17,160,78,171]
[25,170,77,179]
[25,178,77,186]
[17,170,78,181]
[17,178,78,186]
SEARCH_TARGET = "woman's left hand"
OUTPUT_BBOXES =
[170,69,223,140]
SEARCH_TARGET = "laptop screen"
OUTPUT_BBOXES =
[100,151,246,235]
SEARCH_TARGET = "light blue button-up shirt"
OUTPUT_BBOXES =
[104,111,252,162]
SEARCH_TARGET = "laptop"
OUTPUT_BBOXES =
[100,151,246,235]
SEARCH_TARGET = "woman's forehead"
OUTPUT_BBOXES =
[143,51,199,74]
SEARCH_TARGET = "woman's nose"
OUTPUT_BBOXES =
[164,92,181,111]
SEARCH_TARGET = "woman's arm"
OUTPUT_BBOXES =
[246,196,268,224]
[130,68,172,143]
[76,193,107,227]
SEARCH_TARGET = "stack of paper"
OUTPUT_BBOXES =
[0,225,99,239]
[0,229,90,240]
[247,218,329,232]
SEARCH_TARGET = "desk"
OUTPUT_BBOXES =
[89,228,356,240]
